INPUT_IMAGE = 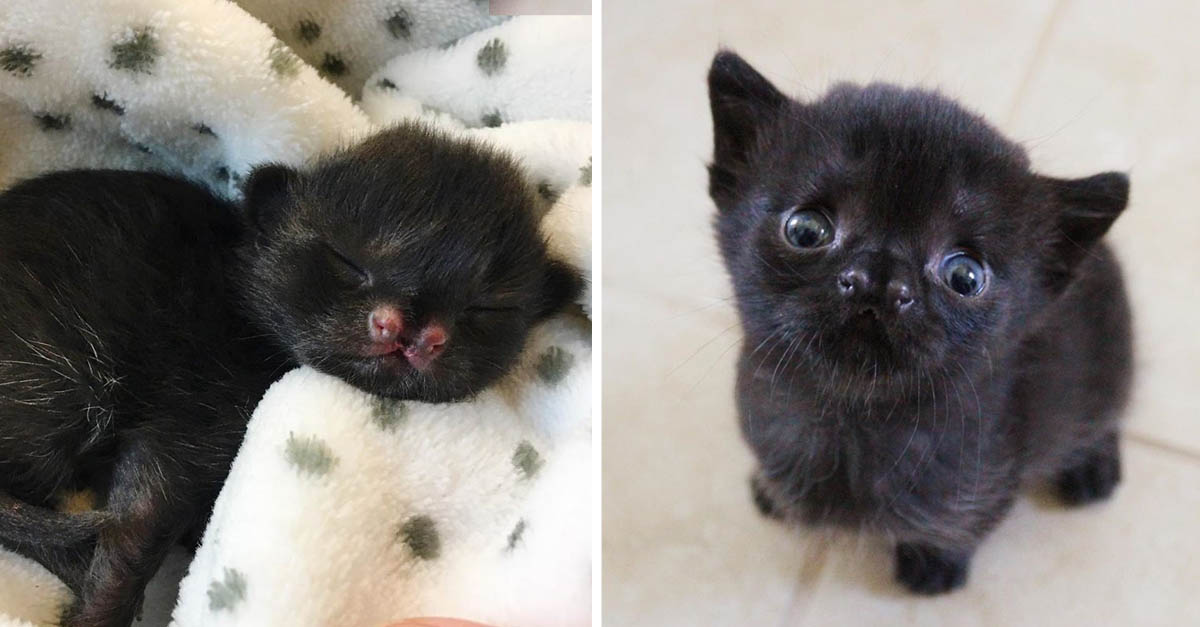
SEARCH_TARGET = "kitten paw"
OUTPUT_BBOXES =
[1056,444,1121,505]
[750,474,783,520]
[895,543,969,595]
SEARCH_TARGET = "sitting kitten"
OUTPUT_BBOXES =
[0,122,580,626]
[708,51,1131,594]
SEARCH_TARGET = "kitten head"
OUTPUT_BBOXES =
[708,51,1128,391]
[241,123,581,402]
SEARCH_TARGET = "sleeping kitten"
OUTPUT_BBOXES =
[0,122,580,626]
[241,124,581,402]
[708,51,1132,594]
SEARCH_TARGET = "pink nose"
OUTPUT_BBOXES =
[402,323,449,371]
[369,306,404,344]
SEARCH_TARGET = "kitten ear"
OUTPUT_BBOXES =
[538,258,584,319]
[1041,171,1130,290]
[242,164,300,233]
[708,50,788,207]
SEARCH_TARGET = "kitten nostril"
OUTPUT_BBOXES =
[838,269,865,296]
[890,283,915,311]
[403,323,450,370]
[422,324,448,354]
[368,306,404,343]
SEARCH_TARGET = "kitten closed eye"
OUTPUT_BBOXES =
[465,303,524,314]
[322,242,372,286]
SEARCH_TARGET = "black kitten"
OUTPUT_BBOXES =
[708,51,1131,594]
[0,122,579,626]
[242,124,580,402]
[0,171,281,627]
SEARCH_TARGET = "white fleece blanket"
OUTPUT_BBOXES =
[0,2,590,626]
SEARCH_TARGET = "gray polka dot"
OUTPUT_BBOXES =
[481,109,503,128]
[91,94,124,116]
[296,19,321,44]
[320,52,348,77]
[513,440,543,479]
[207,568,246,612]
[399,515,441,560]
[579,157,592,186]
[1,45,41,77]
[214,166,230,182]
[371,397,409,432]
[132,141,152,154]
[110,26,159,74]
[385,8,413,39]
[284,433,338,477]
[268,41,301,78]
[536,346,574,385]
[476,38,507,76]
[193,123,216,137]
[34,113,69,131]
[376,77,397,90]
[505,518,526,552]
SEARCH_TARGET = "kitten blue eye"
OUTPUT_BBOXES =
[782,209,834,249]
[941,252,986,296]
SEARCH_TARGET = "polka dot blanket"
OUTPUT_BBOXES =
[0,2,591,626]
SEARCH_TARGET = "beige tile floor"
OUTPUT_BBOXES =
[601,1,1200,625]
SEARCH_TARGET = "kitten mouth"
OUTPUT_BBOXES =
[846,308,884,332]
[836,308,894,353]
[362,342,416,369]
[364,341,405,357]
[363,342,439,372]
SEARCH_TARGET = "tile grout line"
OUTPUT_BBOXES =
[1004,0,1070,127]
[1125,431,1200,463]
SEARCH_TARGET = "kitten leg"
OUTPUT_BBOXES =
[0,491,107,593]
[749,471,784,520]
[0,537,93,594]
[1056,431,1121,505]
[894,542,971,594]
[64,437,198,627]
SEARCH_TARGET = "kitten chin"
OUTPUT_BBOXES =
[240,122,582,402]
[710,50,1132,595]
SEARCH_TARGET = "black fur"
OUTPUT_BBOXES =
[0,122,579,626]
[708,51,1132,595]
[0,171,283,625]
[241,123,581,402]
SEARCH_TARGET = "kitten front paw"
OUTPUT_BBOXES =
[895,543,969,595]
[1056,445,1121,505]
[749,474,783,520]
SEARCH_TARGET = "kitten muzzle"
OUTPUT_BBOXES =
[365,306,448,371]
